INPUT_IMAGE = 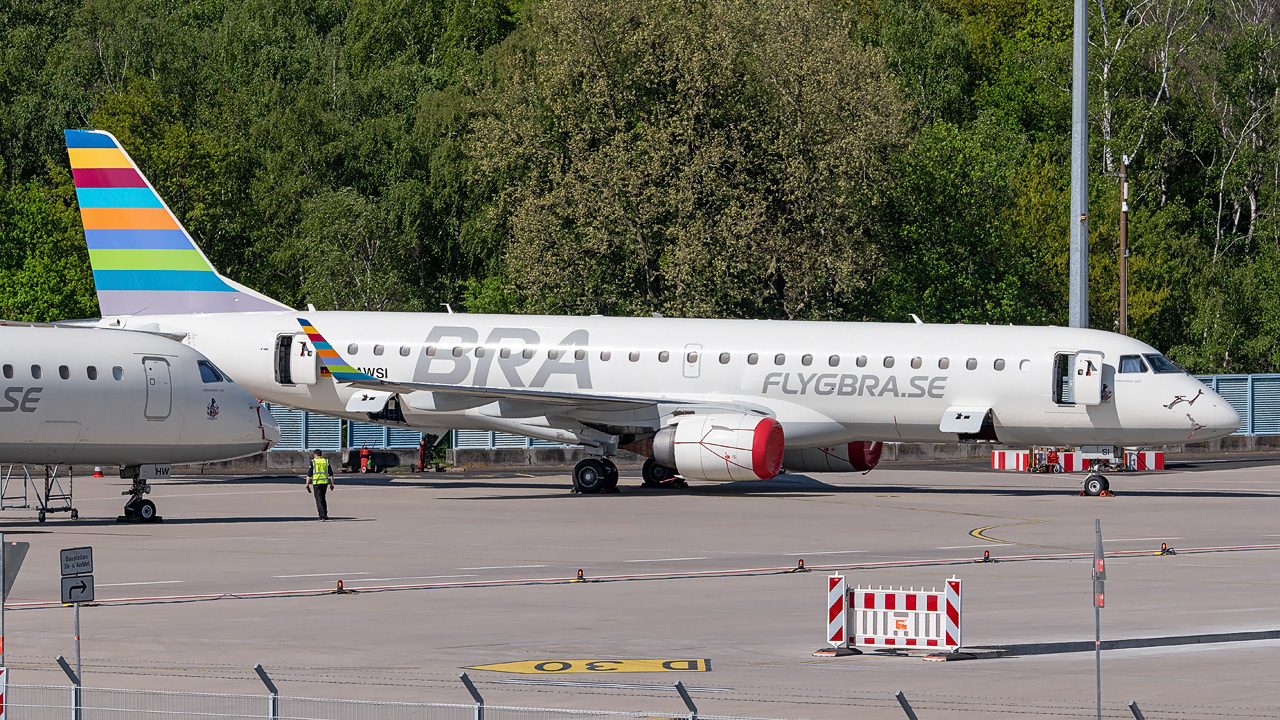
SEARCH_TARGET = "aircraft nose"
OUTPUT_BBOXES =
[1203,394,1242,437]
[260,404,282,449]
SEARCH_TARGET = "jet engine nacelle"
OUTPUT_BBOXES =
[653,413,785,482]
[783,441,884,473]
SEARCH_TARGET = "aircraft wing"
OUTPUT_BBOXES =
[296,318,756,416]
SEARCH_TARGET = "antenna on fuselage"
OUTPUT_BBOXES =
[442,304,454,314]
[910,314,924,325]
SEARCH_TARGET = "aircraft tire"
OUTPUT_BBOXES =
[573,459,608,494]
[1083,475,1105,496]
[641,458,673,487]
[601,459,619,489]
[136,499,157,521]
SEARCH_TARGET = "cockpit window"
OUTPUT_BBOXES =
[197,360,224,383]
[1118,355,1148,374]
[1143,353,1184,374]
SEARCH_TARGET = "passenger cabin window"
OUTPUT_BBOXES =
[523,348,536,360]
[994,359,1006,371]
[910,357,922,369]
[547,349,560,360]
[658,351,669,362]
[57,365,69,379]
[601,351,612,361]
[747,353,759,365]
[347,343,359,355]
[774,353,786,366]
[453,347,465,357]
[399,346,411,357]
[197,361,223,383]
[373,344,385,356]
[883,356,895,368]
[966,358,978,370]
[629,351,640,362]
[801,354,813,366]
[30,365,41,379]
[426,346,437,357]
[500,348,511,359]
[687,351,698,363]
[112,366,124,381]
[1,364,10,379]
[856,356,867,368]
[719,352,731,364]
[475,347,486,358]
[575,349,586,360]
[86,366,98,380]
[828,355,840,367]
[939,357,950,369]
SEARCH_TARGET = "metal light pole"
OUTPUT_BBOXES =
[1069,0,1091,328]
[1118,156,1129,335]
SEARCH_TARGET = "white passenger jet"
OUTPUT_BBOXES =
[0,323,280,519]
[63,129,1241,496]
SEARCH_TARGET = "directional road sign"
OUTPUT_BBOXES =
[3,541,29,602]
[61,575,94,604]
[60,547,93,577]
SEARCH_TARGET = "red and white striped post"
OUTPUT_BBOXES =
[945,577,962,648]
[827,575,847,648]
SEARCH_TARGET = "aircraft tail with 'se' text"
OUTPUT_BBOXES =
[64,129,290,316]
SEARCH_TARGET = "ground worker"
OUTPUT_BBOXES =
[306,449,335,520]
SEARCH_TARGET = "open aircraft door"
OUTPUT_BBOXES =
[275,334,318,385]
[1072,351,1104,405]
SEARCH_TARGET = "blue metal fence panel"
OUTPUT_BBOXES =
[349,422,386,448]
[453,430,494,449]
[303,413,343,450]
[387,428,425,448]
[266,405,305,451]
[1254,376,1280,435]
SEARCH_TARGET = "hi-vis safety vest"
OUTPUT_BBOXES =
[311,457,331,484]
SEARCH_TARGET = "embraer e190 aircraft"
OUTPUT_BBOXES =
[0,324,281,519]
[63,129,1240,495]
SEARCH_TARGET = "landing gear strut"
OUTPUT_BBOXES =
[1082,474,1111,497]
[119,466,163,522]
[573,458,619,494]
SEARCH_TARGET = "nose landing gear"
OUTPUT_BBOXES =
[117,465,165,523]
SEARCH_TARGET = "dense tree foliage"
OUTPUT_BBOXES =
[1,0,1277,372]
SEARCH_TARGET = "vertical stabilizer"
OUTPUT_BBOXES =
[64,129,290,316]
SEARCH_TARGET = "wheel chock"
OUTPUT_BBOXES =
[1159,542,1177,556]
[812,646,860,657]
[1100,490,1116,497]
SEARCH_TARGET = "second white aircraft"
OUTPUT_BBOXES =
[63,129,1242,495]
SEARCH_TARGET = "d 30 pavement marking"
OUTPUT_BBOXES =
[468,659,711,674]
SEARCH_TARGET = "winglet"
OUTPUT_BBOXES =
[297,318,381,383]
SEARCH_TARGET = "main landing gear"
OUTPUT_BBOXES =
[1082,473,1112,497]
[119,466,162,522]
[573,458,619,494]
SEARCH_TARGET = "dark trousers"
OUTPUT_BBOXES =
[313,483,329,519]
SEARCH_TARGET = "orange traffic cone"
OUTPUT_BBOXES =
[92,467,104,478]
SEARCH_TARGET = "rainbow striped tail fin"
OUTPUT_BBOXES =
[65,129,290,316]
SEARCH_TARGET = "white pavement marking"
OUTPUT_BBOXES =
[456,565,547,570]
[96,580,186,587]
[273,572,371,578]
[622,557,710,563]
[354,575,479,582]
[785,550,866,555]
[1107,537,1184,543]
[937,544,1002,549]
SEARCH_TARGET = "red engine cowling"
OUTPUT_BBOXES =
[653,414,785,482]
[783,441,884,473]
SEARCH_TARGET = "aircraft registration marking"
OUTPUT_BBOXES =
[467,659,711,674]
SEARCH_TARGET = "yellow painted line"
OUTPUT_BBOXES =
[468,659,710,674]
[969,525,1017,544]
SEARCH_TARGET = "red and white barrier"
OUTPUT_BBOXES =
[824,576,963,651]
[990,451,1029,471]
[827,575,847,647]
[1058,452,1085,472]
[1126,451,1164,471]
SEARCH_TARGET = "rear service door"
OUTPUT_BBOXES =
[143,357,172,420]
[1072,351,1104,405]
[290,334,319,385]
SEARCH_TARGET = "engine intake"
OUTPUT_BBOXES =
[783,441,884,473]
[653,414,784,482]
